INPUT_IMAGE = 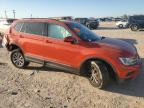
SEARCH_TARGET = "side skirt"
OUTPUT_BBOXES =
[45,61,80,74]
[25,56,80,75]
[25,56,44,64]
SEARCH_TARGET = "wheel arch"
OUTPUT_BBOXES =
[7,43,24,53]
[129,23,139,27]
[79,57,118,81]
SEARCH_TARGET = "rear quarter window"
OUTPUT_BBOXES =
[14,22,23,32]
[20,22,45,36]
[132,16,144,20]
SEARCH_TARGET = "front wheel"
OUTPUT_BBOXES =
[11,49,29,68]
[87,61,109,89]
[118,24,123,29]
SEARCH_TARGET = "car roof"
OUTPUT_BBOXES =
[13,18,77,27]
[14,18,72,24]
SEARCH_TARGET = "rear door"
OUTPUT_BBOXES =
[13,21,46,61]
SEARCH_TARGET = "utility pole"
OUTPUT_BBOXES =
[30,14,32,18]
[5,10,7,19]
[12,10,16,19]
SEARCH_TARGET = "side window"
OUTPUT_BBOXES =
[20,23,26,33]
[133,16,144,21]
[132,16,137,20]
[139,16,144,20]
[14,22,23,32]
[48,24,72,39]
[20,22,45,35]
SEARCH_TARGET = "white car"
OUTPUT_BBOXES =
[0,19,16,35]
[116,20,128,29]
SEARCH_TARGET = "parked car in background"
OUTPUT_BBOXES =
[116,20,128,28]
[50,16,73,21]
[98,18,112,22]
[74,18,99,29]
[75,18,88,25]
[113,18,123,22]
[0,19,16,36]
[98,18,105,22]
[128,15,144,31]
[2,18,142,89]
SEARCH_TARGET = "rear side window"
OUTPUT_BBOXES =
[132,16,144,20]
[48,24,71,39]
[21,22,45,35]
[138,16,144,20]
[14,22,23,32]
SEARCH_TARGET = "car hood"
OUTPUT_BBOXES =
[95,38,137,57]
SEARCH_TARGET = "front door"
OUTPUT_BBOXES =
[43,23,82,68]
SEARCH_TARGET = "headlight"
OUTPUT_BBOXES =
[119,57,138,66]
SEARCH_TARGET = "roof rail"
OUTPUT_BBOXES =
[22,18,60,21]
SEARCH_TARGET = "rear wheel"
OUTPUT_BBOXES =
[87,61,109,89]
[11,49,29,68]
[130,24,139,31]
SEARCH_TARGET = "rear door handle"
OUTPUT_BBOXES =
[19,35,24,38]
[45,40,52,43]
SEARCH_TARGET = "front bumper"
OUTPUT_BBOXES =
[116,59,142,81]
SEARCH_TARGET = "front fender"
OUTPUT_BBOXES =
[79,55,119,78]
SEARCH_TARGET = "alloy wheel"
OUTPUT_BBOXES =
[12,52,24,67]
[88,62,102,86]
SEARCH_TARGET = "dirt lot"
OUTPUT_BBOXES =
[0,22,144,108]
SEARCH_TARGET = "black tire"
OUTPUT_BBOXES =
[118,24,123,29]
[86,24,92,30]
[87,61,109,89]
[130,24,139,31]
[11,49,29,68]
[94,26,98,29]
[87,24,90,29]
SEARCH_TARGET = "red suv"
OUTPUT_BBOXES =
[2,18,142,88]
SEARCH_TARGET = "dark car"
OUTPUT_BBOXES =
[74,18,99,30]
[128,15,144,31]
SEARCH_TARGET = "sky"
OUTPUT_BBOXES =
[0,0,144,18]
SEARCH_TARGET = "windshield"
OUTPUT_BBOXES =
[66,22,101,42]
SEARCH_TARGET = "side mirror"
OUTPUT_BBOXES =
[64,36,76,44]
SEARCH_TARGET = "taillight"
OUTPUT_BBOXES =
[8,27,12,34]
[5,27,12,35]
[9,27,12,34]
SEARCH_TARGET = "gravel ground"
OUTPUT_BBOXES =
[0,22,144,108]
